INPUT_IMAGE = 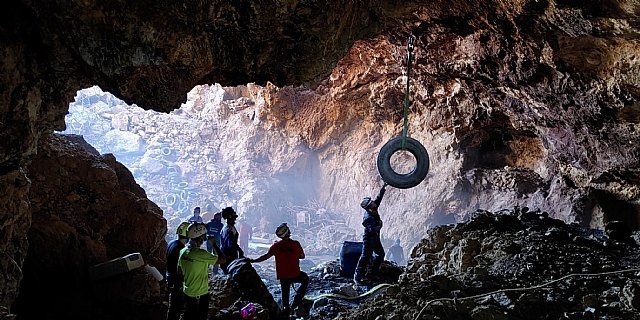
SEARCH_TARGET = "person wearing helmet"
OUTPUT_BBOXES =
[388,238,406,265]
[178,222,226,320]
[166,222,190,320]
[220,206,244,273]
[354,181,388,286]
[188,207,203,224]
[249,223,308,317]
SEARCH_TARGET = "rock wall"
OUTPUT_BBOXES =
[144,0,640,256]
[255,1,640,248]
[13,134,166,320]
[65,2,640,255]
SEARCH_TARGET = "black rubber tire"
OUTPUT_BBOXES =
[376,136,430,189]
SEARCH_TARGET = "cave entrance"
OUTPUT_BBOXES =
[59,85,356,263]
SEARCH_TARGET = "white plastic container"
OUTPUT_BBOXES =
[89,252,145,281]
[144,264,164,281]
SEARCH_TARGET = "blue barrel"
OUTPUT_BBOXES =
[339,241,363,277]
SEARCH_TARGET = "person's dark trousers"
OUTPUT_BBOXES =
[221,252,241,274]
[220,260,231,274]
[280,271,309,310]
[167,284,185,320]
[354,233,385,281]
[205,239,220,275]
[184,293,210,320]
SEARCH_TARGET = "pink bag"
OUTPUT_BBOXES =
[240,303,257,319]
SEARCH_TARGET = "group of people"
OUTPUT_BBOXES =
[166,221,222,320]
[188,206,253,259]
[166,206,308,320]
[166,180,401,319]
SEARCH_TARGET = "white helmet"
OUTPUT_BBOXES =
[187,223,206,239]
[360,197,373,209]
[276,223,290,239]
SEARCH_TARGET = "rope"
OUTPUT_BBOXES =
[401,35,415,150]
[414,268,640,320]
[304,283,392,301]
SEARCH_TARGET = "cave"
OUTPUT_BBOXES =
[2,1,640,319]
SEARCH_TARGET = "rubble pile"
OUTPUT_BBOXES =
[25,200,633,320]
[249,258,404,320]
[281,203,358,256]
[190,259,284,320]
[316,207,640,320]
[64,86,234,223]
[63,87,361,251]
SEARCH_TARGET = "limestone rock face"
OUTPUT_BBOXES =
[243,1,640,247]
[13,134,166,320]
[169,0,640,255]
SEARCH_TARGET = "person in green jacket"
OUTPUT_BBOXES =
[178,222,226,320]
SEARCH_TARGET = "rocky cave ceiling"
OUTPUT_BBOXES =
[1,0,640,319]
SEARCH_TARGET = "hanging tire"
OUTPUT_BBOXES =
[376,136,430,189]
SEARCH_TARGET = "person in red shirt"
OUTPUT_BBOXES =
[249,223,308,316]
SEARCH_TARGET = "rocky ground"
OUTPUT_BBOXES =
[203,254,403,320]
[212,207,640,320]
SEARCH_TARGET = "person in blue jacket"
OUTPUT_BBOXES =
[206,212,223,253]
[354,182,388,285]
[220,206,244,273]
